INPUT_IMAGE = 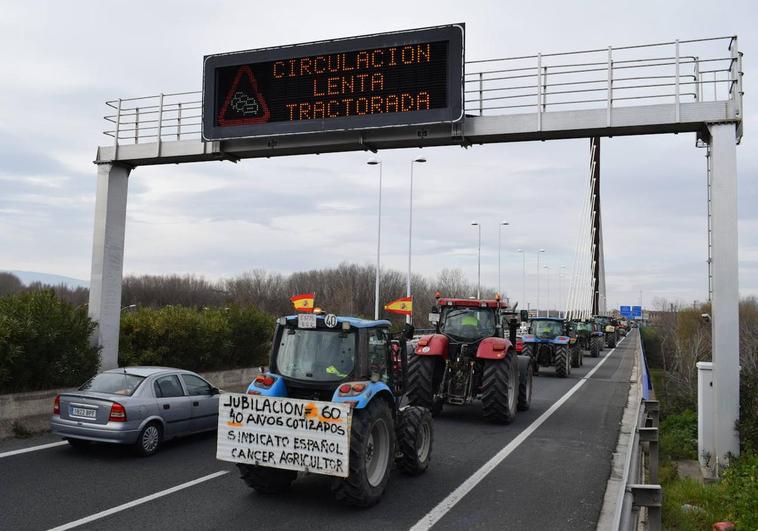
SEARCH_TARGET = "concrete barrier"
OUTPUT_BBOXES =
[0,367,260,439]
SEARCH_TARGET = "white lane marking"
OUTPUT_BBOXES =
[410,335,628,531]
[0,441,68,459]
[48,470,229,531]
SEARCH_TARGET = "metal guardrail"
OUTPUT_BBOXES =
[616,331,661,531]
[103,35,741,146]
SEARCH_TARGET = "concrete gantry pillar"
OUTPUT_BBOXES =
[707,123,740,467]
[88,163,130,370]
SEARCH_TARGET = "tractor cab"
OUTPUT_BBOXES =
[251,314,408,403]
[525,317,569,342]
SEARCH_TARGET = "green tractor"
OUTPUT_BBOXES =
[593,315,618,348]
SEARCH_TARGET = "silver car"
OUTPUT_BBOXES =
[51,367,220,456]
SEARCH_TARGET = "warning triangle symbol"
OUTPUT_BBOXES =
[217,66,271,126]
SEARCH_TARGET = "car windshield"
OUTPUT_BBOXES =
[276,329,356,381]
[576,322,592,333]
[595,317,611,326]
[79,372,145,396]
[531,320,564,338]
[440,307,496,340]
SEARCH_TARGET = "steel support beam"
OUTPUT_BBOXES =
[87,163,130,370]
[707,122,740,466]
[590,137,605,315]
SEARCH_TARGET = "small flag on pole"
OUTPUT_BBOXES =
[384,296,413,316]
[290,293,315,313]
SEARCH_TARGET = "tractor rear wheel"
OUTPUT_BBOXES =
[396,406,433,476]
[571,345,582,368]
[481,355,518,424]
[590,337,601,358]
[332,399,395,507]
[606,335,617,348]
[238,464,296,495]
[408,355,443,416]
[517,355,533,411]
[555,345,570,378]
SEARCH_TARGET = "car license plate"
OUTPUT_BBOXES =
[298,314,316,329]
[71,407,97,419]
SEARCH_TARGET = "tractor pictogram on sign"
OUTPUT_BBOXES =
[217,66,271,126]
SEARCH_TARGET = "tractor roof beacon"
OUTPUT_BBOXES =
[235,313,433,507]
[407,295,533,423]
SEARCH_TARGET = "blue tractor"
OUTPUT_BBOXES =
[520,317,579,378]
[236,314,432,507]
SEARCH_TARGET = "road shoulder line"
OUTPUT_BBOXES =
[596,329,642,530]
[410,335,629,531]
[0,441,68,459]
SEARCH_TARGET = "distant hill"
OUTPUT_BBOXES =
[5,270,89,289]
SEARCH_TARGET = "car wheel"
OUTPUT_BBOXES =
[134,422,162,457]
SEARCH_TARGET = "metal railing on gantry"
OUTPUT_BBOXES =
[103,35,742,147]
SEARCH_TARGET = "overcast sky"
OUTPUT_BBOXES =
[0,0,756,312]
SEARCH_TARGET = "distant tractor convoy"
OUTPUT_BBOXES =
[52,291,628,508]
[222,296,625,507]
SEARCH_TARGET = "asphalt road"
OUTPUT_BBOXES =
[0,332,636,531]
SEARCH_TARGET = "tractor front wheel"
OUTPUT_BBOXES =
[332,399,395,507]
[517,355,533,411]
[396,406,433,476]
[555,345,570,378]
[408,355,443,416]
[481,355,518,424]
[521,344,539,376]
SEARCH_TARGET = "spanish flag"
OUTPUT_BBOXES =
[290,293,315,313]
[384,296,413,316]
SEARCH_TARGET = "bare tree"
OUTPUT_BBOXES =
[0,272,23,296]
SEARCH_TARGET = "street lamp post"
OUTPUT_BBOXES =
[559,264,566,317]
[367,159,382,320]
[517,249,526,309]
[544,265,550,317]
[407,157,427,324]
[471,222,481,299]
[537,248,545,316]
[498,221,509,296]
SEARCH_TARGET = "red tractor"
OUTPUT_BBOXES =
[407,296,532,424]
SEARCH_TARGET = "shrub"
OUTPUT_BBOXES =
[738,367,758,453]
[661,452,758,530]
[720,452,758,529]
[118,305,274,372]
[640,326,663,369]
[0,290,100,394]
[660,410,698,461]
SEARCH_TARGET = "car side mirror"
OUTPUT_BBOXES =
[210,387,220,395]
[404,324,415,340]
[520,310,529,321]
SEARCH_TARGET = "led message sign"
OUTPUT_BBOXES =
[202,24,464,140]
